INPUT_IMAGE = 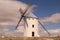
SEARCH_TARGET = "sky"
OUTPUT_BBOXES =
[0,0,60,37]
[17,0,60,17]
[17,0,60,36]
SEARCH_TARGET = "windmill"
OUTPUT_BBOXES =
[15,5,50,37]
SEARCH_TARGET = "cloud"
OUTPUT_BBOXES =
[39,28,60,36]
[0,1,35,27]
[48,29,60,36]
[0,1,27,37]
[49,29,60,34]
[0,1,27,27]
[0,28,24,37]
[40,13,60,23]
[39,13,60,36]
[0,0,36,37]
[1,0,59,37]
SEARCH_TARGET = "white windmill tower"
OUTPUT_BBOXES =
[15,5,50,37]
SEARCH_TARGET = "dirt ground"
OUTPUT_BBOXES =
[0,37,60,40]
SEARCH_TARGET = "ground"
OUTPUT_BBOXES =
[0,37,60,40]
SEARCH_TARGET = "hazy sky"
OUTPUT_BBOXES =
[0,0,60,37]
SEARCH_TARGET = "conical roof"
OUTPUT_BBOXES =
[25,12,37,18]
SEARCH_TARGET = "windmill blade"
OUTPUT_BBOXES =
[15,16,23,29]
[24,17,28,27]
[19,8,24,15]
[15,5,32,29]
[23,17,28,30]
[38,20,51,36]
[24,5,32,13]
[21,5,32,17]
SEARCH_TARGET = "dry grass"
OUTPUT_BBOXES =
[0,37,60,40]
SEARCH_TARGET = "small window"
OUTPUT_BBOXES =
[32,32,34,37]
[32,25,34,28]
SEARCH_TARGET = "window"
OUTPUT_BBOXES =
[32,25,34,28]
[32,32,34,37]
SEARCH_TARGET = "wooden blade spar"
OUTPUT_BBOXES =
[38,20,51,36]
[15,5,32,29]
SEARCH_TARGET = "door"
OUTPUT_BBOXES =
[32,32,34,37]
